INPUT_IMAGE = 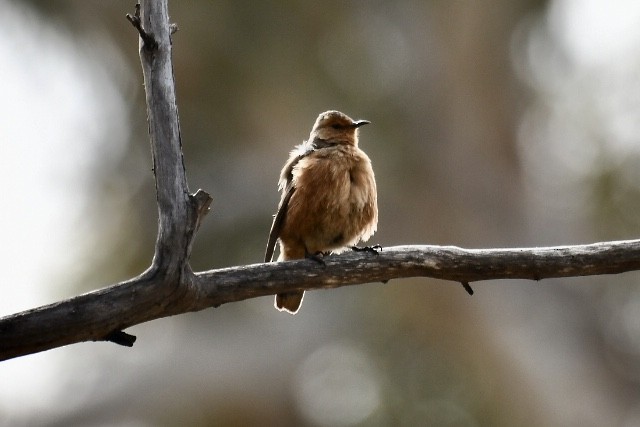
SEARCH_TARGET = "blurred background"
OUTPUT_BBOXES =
[2,0,640,425]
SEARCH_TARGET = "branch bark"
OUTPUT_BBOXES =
[2,1,640,362]
[3,240,640,361]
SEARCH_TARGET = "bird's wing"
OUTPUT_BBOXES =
[265,139,331,263]
[264,184,295,262]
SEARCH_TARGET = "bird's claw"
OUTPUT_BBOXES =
[351,244,382,254]
[305,251,327,265]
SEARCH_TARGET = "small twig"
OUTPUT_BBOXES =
[126,3,158,50]
[104,330,137,347]
[461,282,474,295]
[191,190,213,222]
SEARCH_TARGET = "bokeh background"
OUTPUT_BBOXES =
[3,0,640,426]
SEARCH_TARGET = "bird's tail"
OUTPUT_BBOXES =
[275,291,304,314]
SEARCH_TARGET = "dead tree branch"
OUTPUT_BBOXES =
[2,240,640,361]
[1,1,640,361]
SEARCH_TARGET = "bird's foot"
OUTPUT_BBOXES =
[305,250,327,266]
[351,244,382,254]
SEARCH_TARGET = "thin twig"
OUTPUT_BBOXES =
[126,3,157,50]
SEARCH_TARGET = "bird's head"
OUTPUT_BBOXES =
[309,110,370,146]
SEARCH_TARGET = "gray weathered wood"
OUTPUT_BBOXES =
[3,241,640,361]
[190,240,640,307]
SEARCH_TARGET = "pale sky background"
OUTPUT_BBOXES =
[2,0,640,424]
[0,0,131,418]
[0,2,128,315]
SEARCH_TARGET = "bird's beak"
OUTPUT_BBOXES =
[352,120,370,128]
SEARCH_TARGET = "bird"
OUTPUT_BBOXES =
[264,110,378,314]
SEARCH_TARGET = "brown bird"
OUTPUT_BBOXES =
[265,110,378,314]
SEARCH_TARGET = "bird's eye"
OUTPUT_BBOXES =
[331,124,341,129]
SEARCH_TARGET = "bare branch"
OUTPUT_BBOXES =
[113,1,209,346]
[2,240,640,361]
[132,0,212,273]
[192,240,640,307]
[125,3,157,50]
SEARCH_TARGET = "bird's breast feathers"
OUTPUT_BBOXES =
[287,145,377,242]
